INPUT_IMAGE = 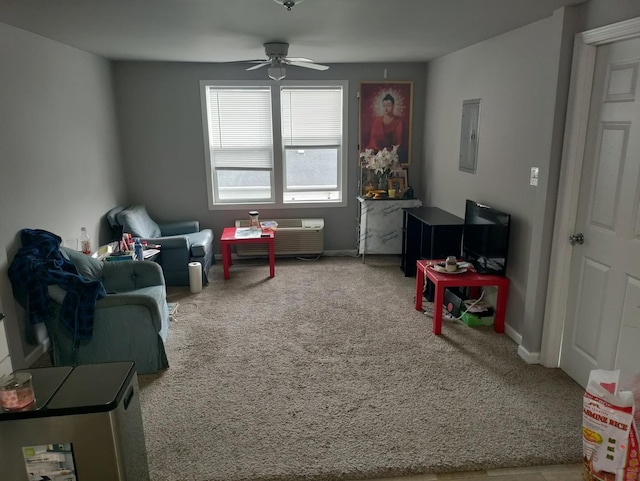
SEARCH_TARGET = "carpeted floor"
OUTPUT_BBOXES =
[137,255,583,481]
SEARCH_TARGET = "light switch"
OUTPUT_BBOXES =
[530,167,539,186]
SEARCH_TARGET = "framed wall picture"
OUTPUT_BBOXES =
[359,81,413,166]
[387,177,406,197]
[390,168,408,187]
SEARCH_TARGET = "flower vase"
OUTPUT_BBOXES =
[377,172,388,191]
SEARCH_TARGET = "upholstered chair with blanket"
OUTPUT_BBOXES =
[46,247,170,374]
[107,205,214,286]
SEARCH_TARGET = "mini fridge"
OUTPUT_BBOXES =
[0,361,150,481]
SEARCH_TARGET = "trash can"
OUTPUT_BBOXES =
[0,361,150,481]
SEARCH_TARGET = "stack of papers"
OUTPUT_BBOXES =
[143,248,160,259]
[462,300,493,314]
[235,228,262,239]
[104,254,134,262]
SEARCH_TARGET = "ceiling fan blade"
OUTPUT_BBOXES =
[246,61,270,71]
[286,57,314,62]
[287,60,329,71]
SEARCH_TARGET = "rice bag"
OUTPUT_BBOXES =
[583,369,638,481]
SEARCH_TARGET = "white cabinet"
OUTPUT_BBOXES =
[357,196,422,255]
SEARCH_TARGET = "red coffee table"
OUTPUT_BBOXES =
[220,227,275,280]
[415,259,509,335]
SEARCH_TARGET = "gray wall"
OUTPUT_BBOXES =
[420,0,640,353]
[0,23,126,368]
[111,62,427,252]
[421,9,579,352]
[582,0,640,30]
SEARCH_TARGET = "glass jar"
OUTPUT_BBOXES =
[0,372,35,411]
[249,211,260,230]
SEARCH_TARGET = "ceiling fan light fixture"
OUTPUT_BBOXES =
[268,65,286,81]
[244,41,327,78]
[273,0,305,11]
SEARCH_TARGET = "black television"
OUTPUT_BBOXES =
[462,200,511,276]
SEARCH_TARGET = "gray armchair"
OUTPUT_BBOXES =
[107,205,214,286]
[46,247,170,374]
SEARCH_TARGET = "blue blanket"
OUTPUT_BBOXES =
[8,229,106,343]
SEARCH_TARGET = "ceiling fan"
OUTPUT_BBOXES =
[246,42,329,81]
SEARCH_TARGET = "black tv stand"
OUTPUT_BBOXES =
[401,207,464,277]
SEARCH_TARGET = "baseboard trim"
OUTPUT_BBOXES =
[504,323,522,345]
[214,250,359,261]
[517,344,541,364]
[503,324,540,364]
[321,250,359,257]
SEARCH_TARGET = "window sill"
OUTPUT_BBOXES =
[209,200,347,210]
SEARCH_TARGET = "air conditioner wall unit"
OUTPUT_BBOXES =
[234,218,324,256]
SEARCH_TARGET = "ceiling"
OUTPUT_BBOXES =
[0,0,588,64]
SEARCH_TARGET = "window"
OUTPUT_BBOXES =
[201,81,347,208]
[203,86,274,203]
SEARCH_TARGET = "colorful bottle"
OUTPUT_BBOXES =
[80,227,91,255]
[134,238,144,261]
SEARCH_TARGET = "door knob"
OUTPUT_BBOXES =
[569,233,584,245]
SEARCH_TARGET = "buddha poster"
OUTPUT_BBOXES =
[359,81,413,166]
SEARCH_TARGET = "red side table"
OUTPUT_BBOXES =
[415,259,509,335]
[220,227,275,280]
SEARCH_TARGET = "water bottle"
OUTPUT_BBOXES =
[79,227,91,255]
[134,238,144,261]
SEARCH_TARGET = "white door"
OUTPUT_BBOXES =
[560,36,640,387]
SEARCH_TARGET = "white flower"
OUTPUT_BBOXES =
[359,145,403,175]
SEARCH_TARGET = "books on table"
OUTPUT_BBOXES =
[103,248,160,262]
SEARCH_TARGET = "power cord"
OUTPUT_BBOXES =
[453,289,485,321]
[421,262,487,321]
[295,254,322,261]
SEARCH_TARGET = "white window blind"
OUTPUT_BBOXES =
[206,87,273,169]
[200,80,348,208]
[281,87,343,147]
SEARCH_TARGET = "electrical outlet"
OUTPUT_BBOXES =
[530,167,539,186]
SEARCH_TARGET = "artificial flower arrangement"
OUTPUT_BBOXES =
[360,145,404,193]
[359,145,403,175]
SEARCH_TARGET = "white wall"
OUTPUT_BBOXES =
[421,9,578,354]
[0,22,127,368]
